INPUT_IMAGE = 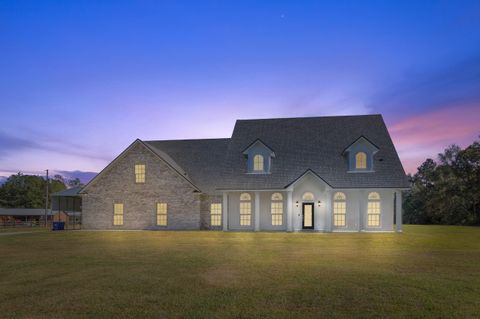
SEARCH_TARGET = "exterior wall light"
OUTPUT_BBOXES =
[317,200,321,207]
[295,201,299,207]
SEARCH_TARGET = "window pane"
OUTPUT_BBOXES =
[302,192,314,201]
[271,193,283,201]
[210,203,222,226]
[367,194,381,226]
[240,193,251,201]
[334,192,346,200]
[156,202,167,226]
[368,192,380,200]
[135,164,146,183]
[113,203,123,225]
[355,152,367,169]
[240,202,251,226]
[333,193,346,227]
[253,154,264,171]
[271,201,283,226]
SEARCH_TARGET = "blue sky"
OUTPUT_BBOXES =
[1,0,480,181]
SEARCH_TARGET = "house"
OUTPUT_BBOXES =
[0,208,52,226]
[80,115,409,232]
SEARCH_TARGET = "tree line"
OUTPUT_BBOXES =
[404,138,480,225]
[0,173,83,208]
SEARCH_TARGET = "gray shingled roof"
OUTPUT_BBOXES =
[0,208,53,216]
[143,115,409,192]
[144,139,231,193]
[51,186,83,197]
[221,115,409,189]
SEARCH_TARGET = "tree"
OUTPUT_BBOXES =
[0,173,66,208]
[404,139,480,225]
[67,178,84,188]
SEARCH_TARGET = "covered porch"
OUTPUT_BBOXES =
[51,187,83,230]
[220,171,403,232]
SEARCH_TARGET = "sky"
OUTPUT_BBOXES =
[1,0,480,182]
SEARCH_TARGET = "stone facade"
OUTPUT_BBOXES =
[82,142,201,230]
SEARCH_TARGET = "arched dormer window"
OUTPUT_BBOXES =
[253,154,264,171]
[242,139,275,174]
[343,136,379,172]
[355,152,367,169]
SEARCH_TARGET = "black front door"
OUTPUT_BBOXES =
[302,203,314,229]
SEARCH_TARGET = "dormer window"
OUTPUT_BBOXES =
[343,136,379,173]
[242,139,275,174]
[355,152,367,169]
[253,155,264,171]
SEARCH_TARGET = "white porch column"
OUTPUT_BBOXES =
[286,190,293,232]
[325,190,332,232]
[358,191,364,232]
[396,191,403,232]
[254,191,260,231]
[222,192,228,231]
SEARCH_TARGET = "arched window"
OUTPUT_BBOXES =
[271,193,283,226]
[240,193,251,226]
[302,192,314,201]
[367,192,381,227]
[333,192,346,227]
[240,193,251,201]
[253,154,264,171]
[355,152,367,169]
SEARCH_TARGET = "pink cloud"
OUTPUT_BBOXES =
[388,103,480,174]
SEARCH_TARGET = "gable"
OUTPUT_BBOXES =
[80,139,200,194]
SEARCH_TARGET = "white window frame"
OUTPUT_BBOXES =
[210,203,222,226]
[240,193,251,226]
[271,193,283,226]
[367,192,381,227]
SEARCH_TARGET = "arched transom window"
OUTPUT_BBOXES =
[271,193,283,226]
[253,154,264,171]
[333,192,346,227]
[367,192,381,227]
[355,152,367,169]
[302,192,314,201]
[239,193,251,226]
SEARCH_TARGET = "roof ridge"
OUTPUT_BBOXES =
[144,138,231,143]
[236,114,382,122]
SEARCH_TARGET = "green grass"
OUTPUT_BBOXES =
[0,226,48,233]
[1,226,479,318]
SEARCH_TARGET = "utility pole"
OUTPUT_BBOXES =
[45,169,49,228]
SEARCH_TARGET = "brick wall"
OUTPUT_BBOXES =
[82,142,201,230]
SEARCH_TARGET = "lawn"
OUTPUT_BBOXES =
[0,226,479,319]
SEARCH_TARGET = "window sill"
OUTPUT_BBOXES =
[246,171,271,175]
[347,170,375,173]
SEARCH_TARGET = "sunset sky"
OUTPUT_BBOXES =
[1,1,479,182]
